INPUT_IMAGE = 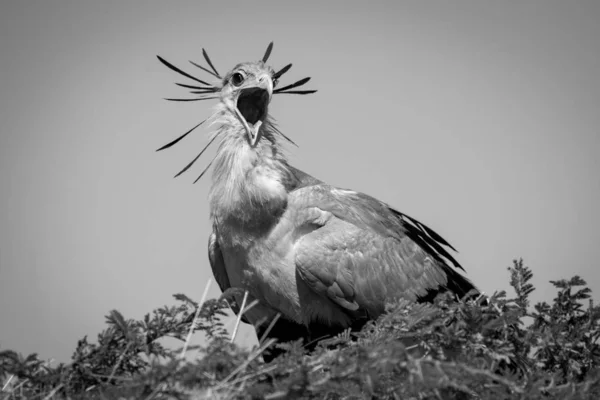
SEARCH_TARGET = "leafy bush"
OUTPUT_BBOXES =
[1,259,599,399]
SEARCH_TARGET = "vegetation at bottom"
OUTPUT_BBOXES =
[1,259,599,399]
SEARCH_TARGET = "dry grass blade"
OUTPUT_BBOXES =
[259,313,281,344]
[265,391,288,399]
[144,382,166,400]
[216,338,277,390]
[221,364,278,389]
[223,299,261,335]
[230,291,249,343]
[9,378,29,395]
[180,279,212,360]
[1,375,14,392]
[455,362,524,394]
[241,299,259,315]
[42,383,64,400]
[88,373,132,382]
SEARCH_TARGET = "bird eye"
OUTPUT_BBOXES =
[231,72,244,87]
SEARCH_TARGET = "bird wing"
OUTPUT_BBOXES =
[291,184,475,318]
[208,230,243,315]
[209,225,314,360]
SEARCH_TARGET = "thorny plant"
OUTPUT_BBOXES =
[1,259,599,399]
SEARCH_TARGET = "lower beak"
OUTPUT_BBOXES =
[234,109,262,146]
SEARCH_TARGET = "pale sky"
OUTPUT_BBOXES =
[1,1,599,363]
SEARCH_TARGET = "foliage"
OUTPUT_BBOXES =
[1,259,599,399]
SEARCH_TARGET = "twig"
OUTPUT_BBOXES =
[180,279,212,360]
[108,342,132,383]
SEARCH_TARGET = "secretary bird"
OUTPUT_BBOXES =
[156,43,477,360]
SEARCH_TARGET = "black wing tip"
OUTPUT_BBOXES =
[392,208,464,271]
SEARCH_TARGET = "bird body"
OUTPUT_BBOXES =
[157,43,477,351]
[206,115,350,328]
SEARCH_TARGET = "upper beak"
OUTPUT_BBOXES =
[233,74,273,147]
[256,73,274,96]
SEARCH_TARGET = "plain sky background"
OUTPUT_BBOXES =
[1,1,599,363]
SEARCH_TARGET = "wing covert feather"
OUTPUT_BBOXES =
[291,185,475,318]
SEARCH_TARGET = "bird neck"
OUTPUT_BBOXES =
[208,127,291,229]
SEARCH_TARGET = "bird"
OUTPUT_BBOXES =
[156,42,477,360]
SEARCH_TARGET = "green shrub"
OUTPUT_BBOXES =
[1,259,599,399]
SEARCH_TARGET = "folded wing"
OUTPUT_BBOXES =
[291,185,476,319]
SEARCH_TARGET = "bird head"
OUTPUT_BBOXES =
[219,61,274,147]
[156,42,316,182]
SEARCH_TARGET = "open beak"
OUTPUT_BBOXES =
[233,74,273,146]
